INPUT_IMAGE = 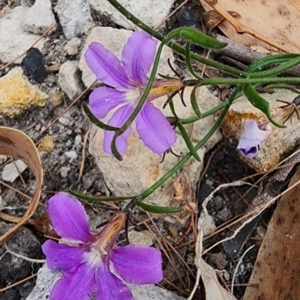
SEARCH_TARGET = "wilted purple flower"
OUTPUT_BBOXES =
[237,120,272,157]
[42,192,163,300]
[84,31,181,156]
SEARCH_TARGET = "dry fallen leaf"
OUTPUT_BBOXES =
[201,259,237,300]
[0,126,43,244]
[243,168,300,299]
[200,0,300,53]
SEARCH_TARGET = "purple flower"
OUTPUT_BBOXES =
[84,31,179,156]
[237,120,272,157]
[42,192,163,300]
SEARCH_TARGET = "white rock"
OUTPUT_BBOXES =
[58,61,84,99]
[128,230,154,247]
[64,151,78,161]
[89,0,175,29]
[54,0,93,40]
[60,166,70,178]
[26,264,186,300]
[64,37,81,55]
[89,86,221,207]
[79,27,175,87]
[23,0,57,35]
[0,6,44,64]
[2,160,28,182]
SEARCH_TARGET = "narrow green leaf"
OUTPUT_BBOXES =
[243,84,285,128]
[137,200,182,214]
[167,27,227,49]
[177,122,201,161]
[185,42,202,80]
[69,190,135,202]
[247,53,300,73]
[264,84,300,94]
[83,104,119,131]
[190,85,202,119]
[111,132,123,161]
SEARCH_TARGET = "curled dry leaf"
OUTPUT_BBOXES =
[0,126,43,244]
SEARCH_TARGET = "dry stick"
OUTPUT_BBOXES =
[33,80,97,142]
[231,244,255,293]
[153,0,190,30]
[142,221,187,290]
[0,273,37,293]
[0,25,55,71]
[11,158,26,186]
[78,128,91,181]
[0,180,31,199]
[202,0,290,53]
[202,178,300,254]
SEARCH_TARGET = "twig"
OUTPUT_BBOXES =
[0,180,31,199]
[0,273,37,292]
[231,245,255,292]
[78,128,91,181]
[33,80,97,142]
[0,25,55,71]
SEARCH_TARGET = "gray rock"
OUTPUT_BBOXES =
[58,60,84,99]
[23,0,57,35]
[27,265,186,300]
[54,0,93,40]
[89,0,175,29]
[0,6,44,64]
[64,37,81,55]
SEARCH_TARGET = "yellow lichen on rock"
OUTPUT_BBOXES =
[0,67,48,117]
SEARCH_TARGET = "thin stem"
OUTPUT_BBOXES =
[107,0,244,77]
[136,99,231,202]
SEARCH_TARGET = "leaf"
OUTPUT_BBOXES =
[243,169,300,299]
[137,200,182,214]
[243,84,285,128]
[0,127,43,244]
[69,190,135,202]
[200,0,300,53]
[201,259,237,300]
[83,104,119,131]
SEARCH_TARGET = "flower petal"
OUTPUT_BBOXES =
[85,42,130,89]
[50,262,96,300]
[121,31,157,85]
[96,260,134,300]
[237,120,272,158]
[47,192,92,243]
[135,102,176,154]
[42,240,85,272]
[110,245,163,284]
[89,86,128,119]
[103,105,133,156]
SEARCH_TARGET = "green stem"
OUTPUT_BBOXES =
[200,77,300,85]
[107,0,244,77]
[136,99,231,201]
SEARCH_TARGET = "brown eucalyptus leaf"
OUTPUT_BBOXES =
[0,126,43,244]
[243,169,300,299]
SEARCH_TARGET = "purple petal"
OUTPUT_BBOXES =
[103,105,133,156]
[50,262,96,300]
[121,31,157,85]
[237,120,272,158]
[85,42,130,89]
[89,86,128,119]
[47,193,92,243]
[42,240,85,272]
[96,261,134,300]
[135,102,176,154]
[110,245,163,284]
